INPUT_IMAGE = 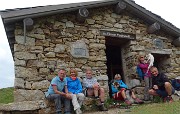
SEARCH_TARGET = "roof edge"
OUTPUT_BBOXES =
[0,0,118,23]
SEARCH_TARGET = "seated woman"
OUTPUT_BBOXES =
[111,74,144,105]
[66,68,85,114]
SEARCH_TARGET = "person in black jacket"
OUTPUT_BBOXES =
[148,67,175,102]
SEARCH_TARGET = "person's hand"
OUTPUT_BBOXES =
[65,93,72,99]
[93,82,100,89]
[153,85,158,90]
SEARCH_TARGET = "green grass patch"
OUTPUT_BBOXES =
[130,101,180,114]
[0,87,14,104]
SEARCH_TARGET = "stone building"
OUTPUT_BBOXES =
[0,0,180,113]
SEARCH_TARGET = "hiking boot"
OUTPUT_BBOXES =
[134,98,144,104]
[124,99,132,105]
[99,104,108,111]
[75,108,82,114]
[164,96,173,103]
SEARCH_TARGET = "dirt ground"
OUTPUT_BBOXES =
[84,107,132,114]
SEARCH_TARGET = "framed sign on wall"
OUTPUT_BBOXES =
[153,38,164,49]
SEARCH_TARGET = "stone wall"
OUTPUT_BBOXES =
[11,5,180,113]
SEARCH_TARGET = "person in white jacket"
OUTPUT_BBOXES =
[82,68,108,111]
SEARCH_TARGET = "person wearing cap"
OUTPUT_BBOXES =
[45,68,71,114]
[148,67,175,103]
[111,74,144,105]
[82,68,108,111]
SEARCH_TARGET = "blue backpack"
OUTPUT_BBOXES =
[136,65,144,79]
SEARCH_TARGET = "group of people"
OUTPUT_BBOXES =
[137,54,175,102]
[45,68,107,114]
[110,53,176,106]
[45,53,178,114]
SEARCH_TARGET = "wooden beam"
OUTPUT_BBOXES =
[115,1,126,14]
[8,37,15,44]
[172,37,180,47]
[7,31,15,38]
[23,18,34,30]
[77,8,89,23]
[147,22,160,33]
[5,24,15,32]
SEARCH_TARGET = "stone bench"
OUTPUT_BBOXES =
[0,101,45,114]
[0,97,102,114]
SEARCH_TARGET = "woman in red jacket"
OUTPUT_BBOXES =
[137,54,152,101]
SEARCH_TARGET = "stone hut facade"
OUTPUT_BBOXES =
[0,0,180,113]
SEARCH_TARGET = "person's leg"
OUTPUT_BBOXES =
[47,94,62,114]
[94,87,99,98]
[113,89,132,105]
[161,83,175,102]
[144,77,150,100]
[98,88,108,111]
[113,92,124,101]
[164,82,173,96]
[76,93,85,107]
[63,96,71,114]
[87,88,94,97]
[121,89,127,99]
[131,91,144,104]
[70,94,80,111]
[131,91,136,99]
[99,88,105,103]
[74,93,84,114]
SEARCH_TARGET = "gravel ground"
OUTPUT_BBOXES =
[84,107,132,114]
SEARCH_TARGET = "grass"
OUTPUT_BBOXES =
[105,97,180,114]
[129,101,180,114]
[0,88,179,114]
[0,87,14,104]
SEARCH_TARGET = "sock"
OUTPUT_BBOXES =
[95,96,99,99]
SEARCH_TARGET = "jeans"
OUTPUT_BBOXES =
[46,94,71,114]
[70,93,85,110]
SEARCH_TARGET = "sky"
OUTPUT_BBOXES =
[0,0,180,88]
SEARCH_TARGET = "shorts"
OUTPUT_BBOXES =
[113,88,126,101]
[156,87,175,98]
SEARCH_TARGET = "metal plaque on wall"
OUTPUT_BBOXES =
[70,40,89,58]
[153,38,164,49]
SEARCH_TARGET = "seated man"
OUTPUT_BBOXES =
[82,68,108,111]
[148,67,175,102]
[111,74,143,105]
[45,69,71,114]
